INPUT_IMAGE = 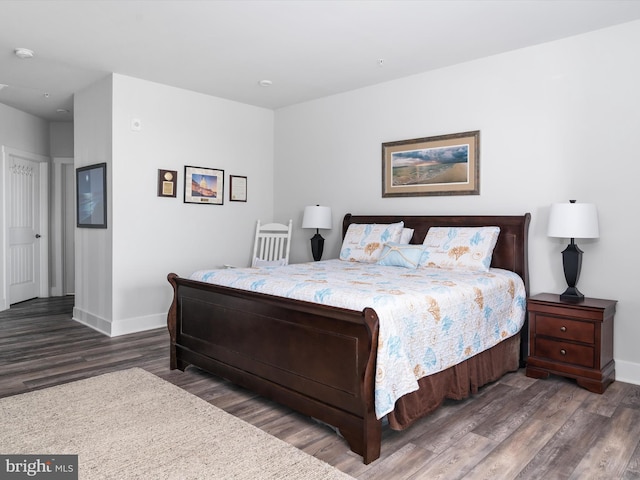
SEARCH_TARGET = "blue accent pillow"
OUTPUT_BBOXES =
[376,242,427,269]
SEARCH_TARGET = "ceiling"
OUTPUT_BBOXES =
[2,0,640,122]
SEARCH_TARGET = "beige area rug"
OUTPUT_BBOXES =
[0,368,353,479]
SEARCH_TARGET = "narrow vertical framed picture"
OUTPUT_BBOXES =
[157,169,177,197]
[229,175,247,202]
[76,162,107,228]
[184,165,224,205]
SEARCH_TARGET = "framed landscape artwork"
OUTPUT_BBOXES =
[184,165,224,205]
[76,162,107,228]
[382,130,480,197]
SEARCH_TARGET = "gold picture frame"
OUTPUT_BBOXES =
[382,130,479,197]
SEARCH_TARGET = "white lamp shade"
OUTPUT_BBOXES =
[547,202,599,239]
[302,205,332,230]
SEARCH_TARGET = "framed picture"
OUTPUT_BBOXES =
[184,165,224,205]
[382,130,480,197]
[157,169,177,197]
[229,175,247,202]
[76,162,107,228]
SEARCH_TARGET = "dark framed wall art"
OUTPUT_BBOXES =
[184,165,224,205]
[229,175,247,202]
[157,169,177,197]
[76,162,107,228]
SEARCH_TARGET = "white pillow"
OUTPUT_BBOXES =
[399,228,414,244]
[252,257,287,267]
[420,226,500,272]
[339,222,404,263]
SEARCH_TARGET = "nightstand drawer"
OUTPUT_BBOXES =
[534,315,595,344]
[534,337,594,368]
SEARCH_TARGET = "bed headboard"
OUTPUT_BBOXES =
[342,213,531,296]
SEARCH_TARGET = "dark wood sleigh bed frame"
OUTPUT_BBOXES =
[167,213,530,464]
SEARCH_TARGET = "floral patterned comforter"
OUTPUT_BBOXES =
[191,259,526,418]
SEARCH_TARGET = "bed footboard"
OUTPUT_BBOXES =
[167,273,382,464]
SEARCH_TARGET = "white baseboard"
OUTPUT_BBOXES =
[110,313,166,337]
[72,307,112,336]
[73,308,165,337]
[615,359,640,386]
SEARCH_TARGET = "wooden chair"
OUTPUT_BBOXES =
[251,220,292,267]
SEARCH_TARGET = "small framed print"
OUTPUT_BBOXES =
[157,169,177,197]
[229,175,247,202]
[184,165,224,205]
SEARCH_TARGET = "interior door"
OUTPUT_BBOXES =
[7,154,41,304]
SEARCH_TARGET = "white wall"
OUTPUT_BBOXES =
[49,122,74,158]
[73,75,114,332]
[74,74,274,336]
[274,21,640,383]
[0,103,50,155]
[0,103,50,310]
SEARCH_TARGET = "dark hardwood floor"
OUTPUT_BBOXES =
[2,296,640,479]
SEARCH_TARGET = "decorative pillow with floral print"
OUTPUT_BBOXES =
[420,226,500,272]
[339,222,404,263]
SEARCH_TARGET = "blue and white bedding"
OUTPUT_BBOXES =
[191,259,526,419]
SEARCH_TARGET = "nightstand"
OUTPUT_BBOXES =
[526,293,616,394]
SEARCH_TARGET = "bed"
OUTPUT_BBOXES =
[166,213,530,464]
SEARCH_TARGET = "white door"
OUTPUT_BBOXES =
[6,152,45,304]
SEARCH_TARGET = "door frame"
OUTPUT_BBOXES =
[51,157,74,297]
[0,146,50,311]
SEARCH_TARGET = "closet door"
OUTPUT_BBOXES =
[7,154,41,304]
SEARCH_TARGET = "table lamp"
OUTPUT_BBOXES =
[302,205,332,261]
[547,200,599,302]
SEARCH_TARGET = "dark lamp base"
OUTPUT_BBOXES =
[560,240,585,303]
[560,286,585,303]
[310,232,325,261]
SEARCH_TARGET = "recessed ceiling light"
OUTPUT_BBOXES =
[258,80,273,87]
[14,48,35,59]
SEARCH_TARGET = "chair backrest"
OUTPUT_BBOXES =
[251,220,292,267]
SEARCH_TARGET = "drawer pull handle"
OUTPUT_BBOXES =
[560,326,567,332]
[560,349,567,355]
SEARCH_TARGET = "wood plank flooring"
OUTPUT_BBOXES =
[2,296,640,479]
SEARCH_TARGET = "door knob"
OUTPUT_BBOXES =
[35,234,41,238]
